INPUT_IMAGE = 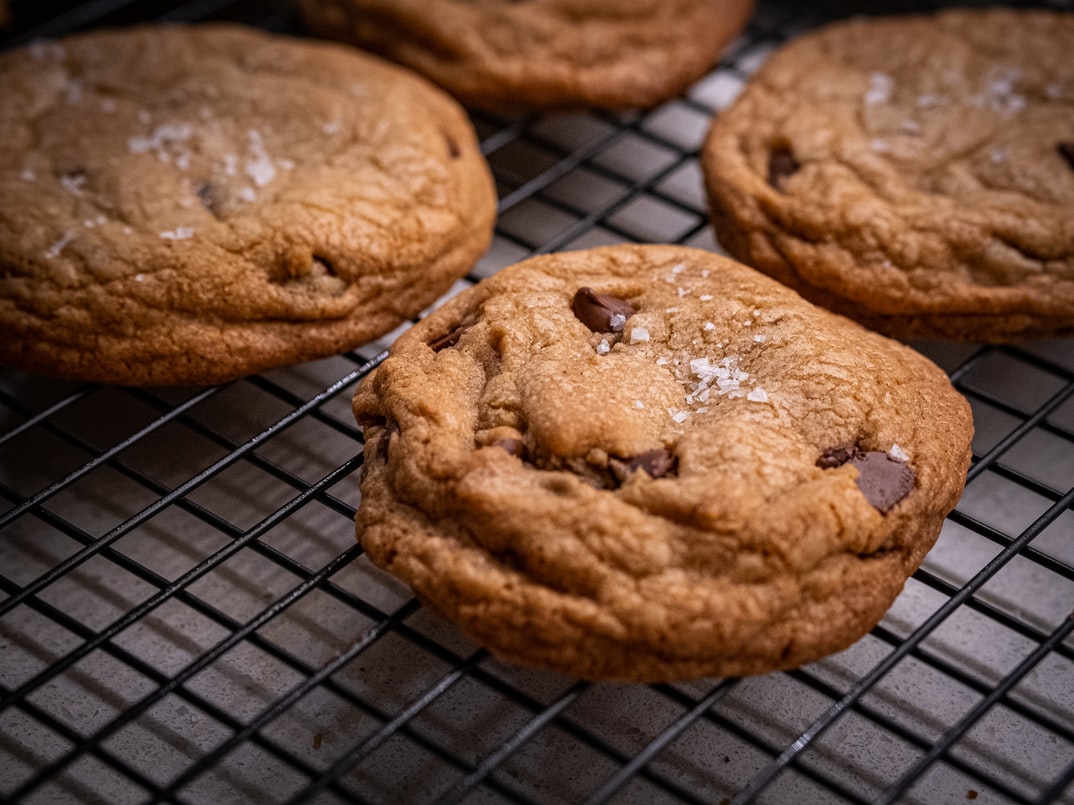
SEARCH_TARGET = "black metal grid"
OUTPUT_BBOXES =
[2,1,1073,803]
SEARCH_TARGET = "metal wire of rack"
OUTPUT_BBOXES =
[1,1,1073,803]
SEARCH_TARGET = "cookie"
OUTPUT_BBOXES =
[298,0,756,111]
[352,244,973,682]
[0,24,496,385]
[701,9,1074,342]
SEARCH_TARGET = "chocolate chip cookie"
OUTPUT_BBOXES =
[702,9,1074,342]
[0,24,496,385]
[352,244,973,682]
[298,0,755,111]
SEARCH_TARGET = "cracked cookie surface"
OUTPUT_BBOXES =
[298,0,755,111]
[702,9,1074,342]
[352,244,973,682]
[0,24,495,385]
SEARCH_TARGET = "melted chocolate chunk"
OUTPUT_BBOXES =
[571,287,636,333]
[196,181,220,215]
[429,323,470,352]
[816,444,857,469]
[628,449,678,479]
[767,146,799,189]
[817,445,914,514]
[359,417,397,479]
[850,452,914,514]
[1059,142,1074,172]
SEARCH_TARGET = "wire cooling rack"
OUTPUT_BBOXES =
[2,1,1073,803]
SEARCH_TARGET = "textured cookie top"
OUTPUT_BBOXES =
[299,0,755,110]
[0,24,495,385]
[702,9,1074,341]
[353,245,973,681]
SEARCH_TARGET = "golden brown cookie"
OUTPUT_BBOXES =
[298,0,756,111]
[702,9,1074,342]
[0,24,495,385]
[352,245,973,682]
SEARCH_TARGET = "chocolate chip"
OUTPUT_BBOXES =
[196,181,220,215]
[817,445,914,514]
[428,323,470,352]
[359,417,397,479]
[628,449,677,479]
[850,452,914,514]
[767,146,799,189]
[571,287,636,333]
[816,444,857,469]
[1058,142,1074,172]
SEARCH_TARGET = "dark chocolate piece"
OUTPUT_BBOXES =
[767,146,799,189]
[195,181,219,214]
[628,449,677,479]
[817,445,914,514]
[429,323,470,352]
[571,287,635,333]
[849,452,914,514]
[816,444,857,469]
[1059,142,1074,172]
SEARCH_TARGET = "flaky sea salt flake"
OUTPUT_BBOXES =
[865,71,894,105]
[245,129,276,187]
[160,227,194,240]
[60,173,85,195]
[629,326,650,344]
[889,443,910,462]
[44,230,76,259]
